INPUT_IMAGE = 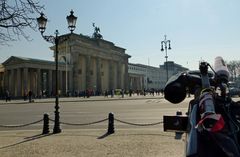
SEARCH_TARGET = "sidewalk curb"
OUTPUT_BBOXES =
[0,96,164,105]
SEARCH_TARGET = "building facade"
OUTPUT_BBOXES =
[59,34,130,94]
[160,61,189,79]
[128,61,189,91]
[0,33,131,97]
[128,63,164,90]
[128,63,145,90]
[0,57,69,97]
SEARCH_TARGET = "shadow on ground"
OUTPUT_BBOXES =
[0,133,53,149]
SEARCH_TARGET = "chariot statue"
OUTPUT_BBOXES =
[92,23,103,39]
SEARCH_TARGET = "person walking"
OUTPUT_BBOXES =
[28,90,33,103]
[121,89,124,98]
[111,89,114,98]
[5,90,10,102]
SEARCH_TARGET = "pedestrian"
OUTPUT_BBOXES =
[129,89,132,97]
[111,89,114,98]
[39,90,42,99]
[104,90,108,97]
[160,89,164,96]
[5,90,10,102]
[86,89,90,98]
[28,90,33,103]
[121,89,124,98]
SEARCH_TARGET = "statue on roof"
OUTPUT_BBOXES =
[92,23,103,39]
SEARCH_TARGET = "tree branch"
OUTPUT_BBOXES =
[0,0,44,45]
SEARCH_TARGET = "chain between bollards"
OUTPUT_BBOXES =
[42,112,164,134]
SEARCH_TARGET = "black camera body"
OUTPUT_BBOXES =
[163,61,240,157]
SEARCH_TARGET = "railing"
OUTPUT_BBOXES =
[0,113,164,135]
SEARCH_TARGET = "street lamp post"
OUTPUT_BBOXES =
[37,10,77,134]
[161,35,171,82]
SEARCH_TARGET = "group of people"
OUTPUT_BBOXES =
[2,88,164,102]
[104,89,125,98]
[73,89,97,98]
[5,90,33,102]
[23,90,33,102]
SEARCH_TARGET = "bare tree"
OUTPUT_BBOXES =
[227,60,240,82]
[0,0,44,45]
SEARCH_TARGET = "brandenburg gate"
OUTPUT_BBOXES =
[0,33,131,97]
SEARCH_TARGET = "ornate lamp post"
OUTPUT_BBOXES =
[37,10,77,133]
[161,35,171,82]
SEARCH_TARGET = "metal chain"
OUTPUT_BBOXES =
[115,118,163,126]
[49,117,163,127]
[49,118,108,126]
[49,118,54,122]
[0,119,43,128]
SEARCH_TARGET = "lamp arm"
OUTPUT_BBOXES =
[42,35,55,44]
[42,34,70,45]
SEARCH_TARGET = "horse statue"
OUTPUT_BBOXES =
[92,23,103,39]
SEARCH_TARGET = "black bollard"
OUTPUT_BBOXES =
[175,111,183,139]
[42,113,50,134]
[107,112,115,134]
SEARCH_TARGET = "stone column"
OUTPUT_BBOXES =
[86,55,91,90]
[69,69,73,94]
[117,62,122,89]
[129,76,132,90]
[17,68,22,97]
[10,69,14,96]
[65,71,68,94]
[8,70,12,94]
[48,70,52,95]
[124,60,129,90]
[140,76,144,90]
[23,68,28,92]
[96,58,102,92]
[109,60,113,90]
[37,69,41,97]
[29,70,33,91]
[3,70,9,91]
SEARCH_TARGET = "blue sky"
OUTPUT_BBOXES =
[1,0,240,70]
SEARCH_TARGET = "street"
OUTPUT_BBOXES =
[0,96,189,131]
[1,96,240,157]
[1,96,240,131]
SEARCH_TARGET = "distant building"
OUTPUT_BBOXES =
[160,61,189,77]
[128,63,145,90]
[128,61,188,91]
[128,63,165,91]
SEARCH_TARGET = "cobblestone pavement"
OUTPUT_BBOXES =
[0,129,185,157]
[0,95,186,157]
